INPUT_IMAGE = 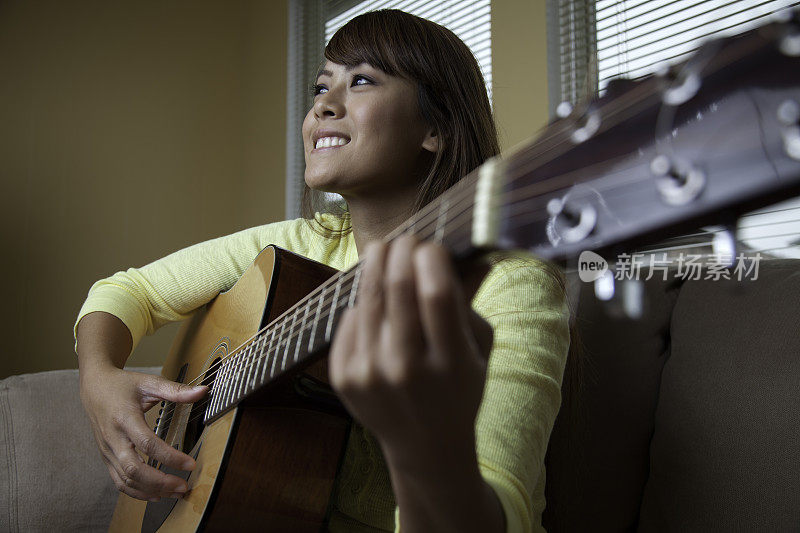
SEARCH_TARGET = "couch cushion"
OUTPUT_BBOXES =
[639,259,800,530]
[543,275,681,531]
[0,367,160,533]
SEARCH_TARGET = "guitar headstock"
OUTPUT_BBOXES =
[491,9,800,262]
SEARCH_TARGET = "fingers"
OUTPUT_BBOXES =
[413,242,476,364]
[357,241,388,356]
[329,306,359,390]
[87,371,207,501]
[139,374,208,406]
[385,236,425,361]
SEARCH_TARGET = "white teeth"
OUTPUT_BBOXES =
[315,136,349,149]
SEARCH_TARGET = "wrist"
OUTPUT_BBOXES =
[381,431,480,482]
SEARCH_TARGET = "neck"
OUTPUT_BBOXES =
[344,189,419,254]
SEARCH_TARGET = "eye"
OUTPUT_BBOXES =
[310,83,327,97]
[351,74,374,87]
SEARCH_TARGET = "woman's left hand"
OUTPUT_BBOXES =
[329,235,493,467]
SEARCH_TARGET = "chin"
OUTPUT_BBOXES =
[304,172,344,194]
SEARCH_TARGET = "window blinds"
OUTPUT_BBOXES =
[285,0,492,219]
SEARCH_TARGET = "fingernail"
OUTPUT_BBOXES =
[183,459,195,470]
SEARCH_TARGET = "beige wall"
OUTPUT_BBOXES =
[492,0,550,151]
[0,1,288,378]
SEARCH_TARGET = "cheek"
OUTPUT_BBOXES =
[301,111,314,150]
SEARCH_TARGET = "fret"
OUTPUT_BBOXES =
[282,311,298,371]
[348,265,361,309]
[231,350,245,405]
[263,326,277,381]
[221,356,235,411]
[271,317,288,378]
[295,302,310,362]
[226,352,242,405]
[244,343,256,394]
[251,335,264,390]
[208,359,224,415]
[308,290,326,353]
[325,275,344,342]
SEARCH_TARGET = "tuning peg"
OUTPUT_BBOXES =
[712,225,737,267]
[556,101,573,119]
[778,99,800,160]
[546,196,597,245]
[650,154,706,206]
[594,269,615,301]
[621,279,644,320]
[659,64,701,106]
[570,109,601,144]
[778,10,800,56]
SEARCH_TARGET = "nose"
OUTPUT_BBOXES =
[313,89,344,119]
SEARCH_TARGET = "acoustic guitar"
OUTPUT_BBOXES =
[109,12,800,532]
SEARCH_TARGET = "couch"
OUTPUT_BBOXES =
[1,260,798,531]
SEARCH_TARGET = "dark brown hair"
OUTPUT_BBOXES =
[301,9,500,232]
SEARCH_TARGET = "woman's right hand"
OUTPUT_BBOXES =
[79,364,207,501]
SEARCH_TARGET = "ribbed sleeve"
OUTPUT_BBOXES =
[471,255,570,533]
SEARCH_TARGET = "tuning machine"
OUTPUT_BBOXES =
[777,99,800,160]
[557,101,601,144]
[777,8,800,56]
[657,63,701,106]
[711,224,738,267]
[650,154,706,206]
[546,196,597,246]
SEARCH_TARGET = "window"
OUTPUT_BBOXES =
[286,0,492,219]
[548,0,800,259]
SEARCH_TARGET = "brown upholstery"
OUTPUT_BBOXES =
[544,259,800,531]
[0,367,159,533]
[639,261,800,530]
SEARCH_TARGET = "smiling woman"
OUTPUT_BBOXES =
[74,9,569,533]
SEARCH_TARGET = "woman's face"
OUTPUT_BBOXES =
[302,61,437,200]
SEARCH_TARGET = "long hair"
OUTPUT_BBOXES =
[301,9,500,233]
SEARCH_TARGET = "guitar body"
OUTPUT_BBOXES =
[109,246,350,532]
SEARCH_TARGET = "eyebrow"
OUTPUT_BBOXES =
[315,64,370,82]
[315,68,333,81]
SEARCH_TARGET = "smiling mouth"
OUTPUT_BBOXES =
[314,136,350,149]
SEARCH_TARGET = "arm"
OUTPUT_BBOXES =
[74,222,296,501]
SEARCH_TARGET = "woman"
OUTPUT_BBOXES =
[75,10,570,532]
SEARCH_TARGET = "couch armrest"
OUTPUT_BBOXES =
[0,367,159,533]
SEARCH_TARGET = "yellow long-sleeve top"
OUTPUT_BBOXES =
[74,213,570,532]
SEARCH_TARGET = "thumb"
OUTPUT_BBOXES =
[141,374,208,404]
